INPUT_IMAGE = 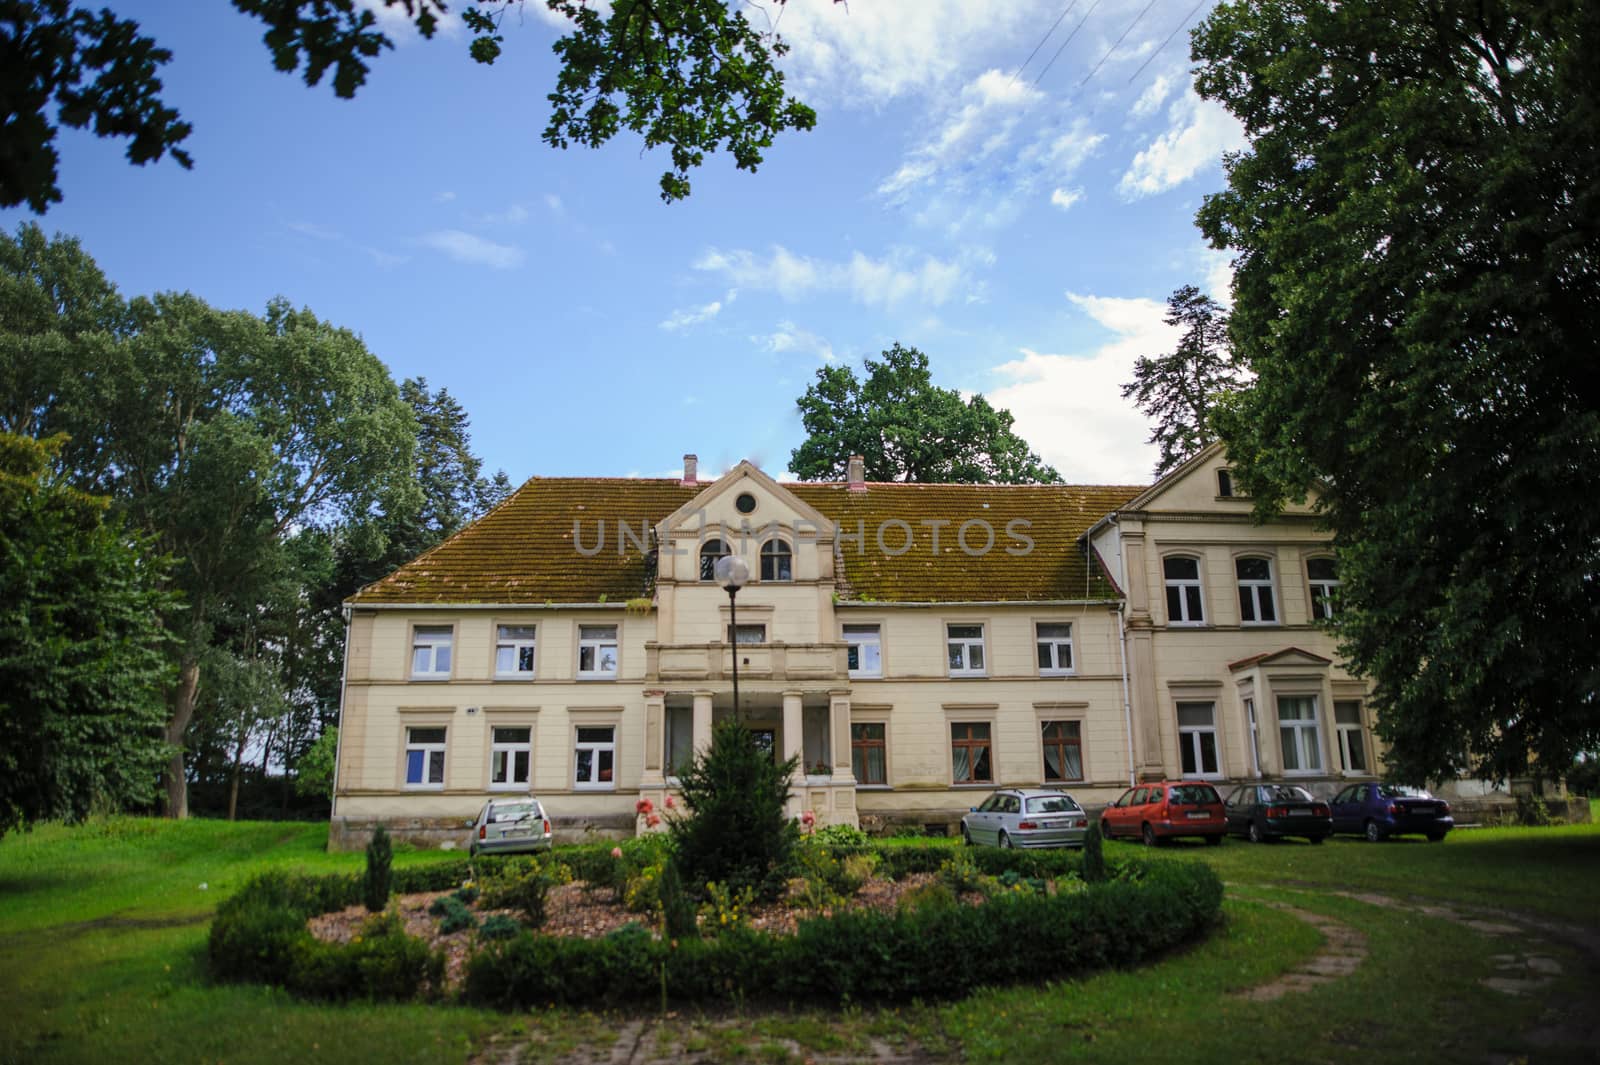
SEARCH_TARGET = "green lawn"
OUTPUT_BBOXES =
[2,817,1597,1064]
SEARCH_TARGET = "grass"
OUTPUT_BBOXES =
[2,816,1598,1064]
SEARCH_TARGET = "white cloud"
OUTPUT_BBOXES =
[769,0,1045,107]
[659,300,724,332]
[753,320,836,363]
[544,194,564,214]
[418,230,524,269]
[1130,73,1174,119]
[1118,89,1247,200]
[878,69,1041,201]
[694,245,974,309]
[357,0,461,40]
[985,291,1184,483]
[434,190,456,203]
[472,203,530,226]
[1050,187,1084,211]
[288,220,340,241]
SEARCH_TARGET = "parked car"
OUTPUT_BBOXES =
[1222,783,1332,843]
[468,797,554,856]
[1330,782,1453,842]
[961,788,1089,849]
[1100,781,1226,846]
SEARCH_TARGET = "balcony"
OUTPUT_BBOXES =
[645,641,847,684]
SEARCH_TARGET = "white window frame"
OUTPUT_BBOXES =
[410,625,453,679]
[1035,622,1074,675]
[1335,700,1369,774]
[1163,556,1206,625]
[1176,701,1222,779]
[759,537,793,581]
[946,623,987,677]
[577,624,619,679]
[488,725,532,790]
[494,624,537,678]
[1244,697,1262,778]
[403,725,447,789]
[698,538,728,582]
[1278,695,1324,774]
[1307,557,1340,621]
[573,724,617,789]
[728,623,767,644]
[843,623,882,678]
[1235,556,1279,625]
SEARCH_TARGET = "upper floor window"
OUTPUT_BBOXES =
[1036,622,1074,675]
[843,624,882,677]
[410,625,453,679]
[495,624,537,677]
[759,538,792,581]
[1217,469,1234,497]
[699,538,728,582]
[1307,557,1339,620]
[577,624,618,678]
[404,726,446,788]
[1236,556,1278,624]
[1163,556,1205,624]
[946,623,986,676]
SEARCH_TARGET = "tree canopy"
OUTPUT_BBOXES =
[2,0,818,212]
[1121,284,1243,479]
[790,343,1062,485]
[1194,0,1600,783]
[0,433,175,837]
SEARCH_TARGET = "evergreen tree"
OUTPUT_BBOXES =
[670,719,798,898]
[1121,285,1242,478]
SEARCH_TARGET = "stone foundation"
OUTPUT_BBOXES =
[328,811,636,852]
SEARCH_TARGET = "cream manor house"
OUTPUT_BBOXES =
[330,445,1395,848]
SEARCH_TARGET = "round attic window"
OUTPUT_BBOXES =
[735,492,758,514]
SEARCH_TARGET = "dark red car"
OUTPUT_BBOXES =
[1100,781,1226,846]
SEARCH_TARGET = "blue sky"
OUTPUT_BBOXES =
[4,0,1242,486]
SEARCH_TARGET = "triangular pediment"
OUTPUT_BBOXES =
[1228,646,1334,672]
[657,461,834,542]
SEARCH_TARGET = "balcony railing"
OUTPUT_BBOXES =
[645,641,847,683]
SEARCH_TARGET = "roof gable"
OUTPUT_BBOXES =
[1228,646,1334,672]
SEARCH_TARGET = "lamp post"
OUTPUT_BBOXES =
[714,554,751,723]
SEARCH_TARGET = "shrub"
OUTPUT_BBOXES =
[658,855,699,939]
[895,881,957,916]
[670,719,799,898]
[479,914,520,941]
[289,912,442,1002]
[1515,793,1555,826]
[480,862,567,927]
[453,884,480,905]
[624,858,665,915]
[429,894,478,934]
[936,849,994,895]
[698,880,754,936]
[1081,821,1106,882]
[811,823,870,848]
[363,825,393,912]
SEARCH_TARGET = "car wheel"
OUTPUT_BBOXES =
[1100,819,1114,841]
[1248,821,1265,844]
[1142,822,1158,847]
[1205,833,1222,847]
[1364,819,1384,843]
[1310,835,1325,845]
[468,844,478,858]
[998,831,1014,849]
[1427,831,1447,843]
[962,825,974,847]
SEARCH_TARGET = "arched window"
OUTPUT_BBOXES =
[1306,557,1339,620]
[1235,556,1278,623]
[1163,556,1205,624]
[760,538,792,581]
[699,538,728,582]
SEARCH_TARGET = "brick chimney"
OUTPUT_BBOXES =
[681,453,698,486]
[847,454,866,491]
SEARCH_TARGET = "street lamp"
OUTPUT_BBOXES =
[714,553,751,722]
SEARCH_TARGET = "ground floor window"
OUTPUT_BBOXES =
[404,726,446,788]
[1041,720,1083,782]
[851,723,886,785]
[489,726,531,788]
[951,722,993,784]
[1177,701,1220,777]
[1278,695,1323,773]
[574,725,615,787]
[1335,700,1368,773]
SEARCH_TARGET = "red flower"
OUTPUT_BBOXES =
[801,810,816,827]
[610,846,623,859]
[635,798,654,815]
[664,795,676,809]
[646,813,662,828]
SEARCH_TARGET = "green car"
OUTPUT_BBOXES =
[468,798,553,856]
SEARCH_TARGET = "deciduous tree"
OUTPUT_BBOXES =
[1121,284,1242,478]
[1194,0,1600,782]
[790,343,1062,484]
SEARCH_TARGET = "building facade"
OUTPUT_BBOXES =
[330,447,1381,849]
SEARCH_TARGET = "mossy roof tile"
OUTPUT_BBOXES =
[349,477,1144,606]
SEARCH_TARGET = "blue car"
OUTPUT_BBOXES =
[1329,783,1453,842]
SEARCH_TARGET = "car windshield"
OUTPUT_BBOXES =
[1263,785,1315,803]
[1378,785,1430,799]
[1169,785,1219,805]
[489,802,540,823]
[1026,795,1082,814]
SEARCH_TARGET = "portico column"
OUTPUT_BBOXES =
[640,690,666,789]
[782,689,804,819]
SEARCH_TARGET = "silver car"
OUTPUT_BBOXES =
[961,788,1088,849]
[468,798,553,856]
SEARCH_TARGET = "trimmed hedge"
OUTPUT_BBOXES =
[208,844,1221,1009]
[461,858,1221,1009]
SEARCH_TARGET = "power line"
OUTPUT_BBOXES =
[1078,0,1160,88]
[1011,2,1079,85]
[1127,0,1209,85]
[1033,0,1107,88]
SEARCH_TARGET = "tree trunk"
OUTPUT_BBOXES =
[227,727,248,822]
[163,656,201,819]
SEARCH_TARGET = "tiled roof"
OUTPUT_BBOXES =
[348,477,1144,606]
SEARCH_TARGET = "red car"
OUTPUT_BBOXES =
[1101,781,1226,846]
